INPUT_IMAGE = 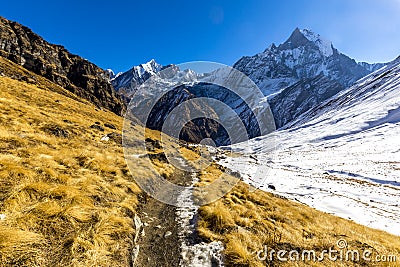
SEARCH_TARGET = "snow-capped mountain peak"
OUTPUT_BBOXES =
[232,27,387,128]
[299,28,334,57]
[134,59,163,78]
[276,28,334,57]
[111,59,164,93]
[143,59,162,73]
[234,28,380,96]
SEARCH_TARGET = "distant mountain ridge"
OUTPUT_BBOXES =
[0,16,125,115]
[113,28,387,133]
[233,28,386,127]
[233,28,384,97]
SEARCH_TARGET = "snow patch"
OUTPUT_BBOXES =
[219,60,400,236]
[300,29,333,57]
[176,172,224,266]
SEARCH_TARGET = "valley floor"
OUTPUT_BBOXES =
[1,57,400,267]
[220,103,400,237]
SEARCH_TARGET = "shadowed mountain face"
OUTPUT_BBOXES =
[268,74,344,128]
[233,28,385,97]
[112,29,386,140]
[143,85,227,145]
[0,16,125,115]
[131,82,266,146]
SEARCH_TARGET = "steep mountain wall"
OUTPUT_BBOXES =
[0,16,125,115]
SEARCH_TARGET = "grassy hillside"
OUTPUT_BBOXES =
[196,163,400,266]
[0,59,151,266]
[0,56,399,267]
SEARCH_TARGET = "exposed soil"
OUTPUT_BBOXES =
[134,193,180,267]
[134,170,191,267]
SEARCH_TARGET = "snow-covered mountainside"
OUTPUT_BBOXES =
[219,57,400,235]
[268,74,344,128]
[234,28,380,97]
[112,59,163,96]
[233,28,386,128]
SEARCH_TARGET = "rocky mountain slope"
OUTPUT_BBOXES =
[233,28,383,96]
[115,29,386,139]
[268,74,344,128]
[0,16,125,115]
[0,57,142,266]
[220,56,400,235]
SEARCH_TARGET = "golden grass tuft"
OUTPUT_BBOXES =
[0,225,46,266]
[0,62,180,266]
[196,163,400,267]
[224,233,263,267]
[199,201,235,233]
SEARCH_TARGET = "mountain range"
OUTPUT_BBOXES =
[1,15,400,266]
[110,28,387,142]
[0,16,390,145]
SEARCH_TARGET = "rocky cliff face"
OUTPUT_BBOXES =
[268,74,344,128]
[233,28,381,97]
[233,28,385,127]
[0,16,125,115]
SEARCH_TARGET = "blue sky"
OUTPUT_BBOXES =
[2,0,400,72]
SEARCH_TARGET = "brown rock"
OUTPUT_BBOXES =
[0,16,126,115]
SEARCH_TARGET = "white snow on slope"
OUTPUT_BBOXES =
[300,29,333,57]
[134,59,162,78]
[219,59,400,236]
[176,171,224,267]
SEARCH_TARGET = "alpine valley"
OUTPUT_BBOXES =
[1,15,400,267]
[109,28,387,144]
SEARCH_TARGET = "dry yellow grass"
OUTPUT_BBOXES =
[195,159,400,267]
[0,61,175,266]
[2,56,399,267]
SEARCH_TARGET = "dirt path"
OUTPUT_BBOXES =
[133,169,187,267]
[133,169,224,267]
[176,172,224,267]
[134,192,181,266]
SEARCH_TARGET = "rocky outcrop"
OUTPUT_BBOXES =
[268,74,344,128]
[0,16,125,115]
[233,28,386,128]
[233,28,377,97]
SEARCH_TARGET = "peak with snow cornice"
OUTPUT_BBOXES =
[299,28,334,57]
[276,28,334,57]
[134,59,163,78]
